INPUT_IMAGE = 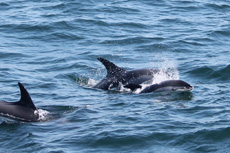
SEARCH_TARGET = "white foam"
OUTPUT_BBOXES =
[34,109,50,121]
[134,68,179,94]
[87,78,98,87]
[84,105,91,108]
[118,82,131,92]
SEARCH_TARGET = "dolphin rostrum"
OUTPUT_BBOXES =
[0,82,40,122]
[94,58,159,90]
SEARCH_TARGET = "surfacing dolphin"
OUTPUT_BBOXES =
[125,80,193,93]
[94,58,160,90]
[0,82,40,122]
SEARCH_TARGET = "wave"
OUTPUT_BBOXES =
[83,126,230,152]
[0,2,9,7]
[67,72,98,88]
[176,126,230,152]
[160,18,192,25]
[205,3,230,12]
[210,29,230,38]
[0,20,76,33]
[188,65,230,81]
[100,36,164,45]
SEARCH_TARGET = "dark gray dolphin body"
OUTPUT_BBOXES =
[139,80,193,93]
[0,82,39,122]
[94,58,159,90]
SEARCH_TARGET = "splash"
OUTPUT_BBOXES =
[34,109,50,121]
[118,82,132,92]
[153,57,179,83]
[87,78,98,87]
[152,68,179,84]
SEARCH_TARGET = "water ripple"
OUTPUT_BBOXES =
[188,65,230,81]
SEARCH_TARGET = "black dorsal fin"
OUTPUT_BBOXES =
[97,58,126,77]
[18,82,37,110]
[124,84,142,91]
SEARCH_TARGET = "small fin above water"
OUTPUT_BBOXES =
[97,58,126,77]
[124,84,142,91]
[18,82,37,110]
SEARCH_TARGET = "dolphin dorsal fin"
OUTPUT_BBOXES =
[18,82,37,110]
[97,58,126,77]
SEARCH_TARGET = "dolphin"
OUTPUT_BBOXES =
[0,82,40,122]
[94,58,160,90]
[125,80,193,93]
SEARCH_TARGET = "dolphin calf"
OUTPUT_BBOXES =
[0,82,40,122]
[94,58,160,90]
[140,80,193,93]
[125,80,193,93]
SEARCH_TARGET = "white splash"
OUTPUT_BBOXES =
[152,68,179,84]
[84,105,91,108]
[134,60,180,94]
[87,78,98,87]
[34,109,50,121]
[118,82,132,92]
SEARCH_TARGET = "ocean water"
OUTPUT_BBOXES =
[0,0,230,152]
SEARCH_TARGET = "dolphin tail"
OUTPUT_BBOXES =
[18,82,37,110]
[97,58,126,77]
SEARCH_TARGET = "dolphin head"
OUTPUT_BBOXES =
[140,80,193,93]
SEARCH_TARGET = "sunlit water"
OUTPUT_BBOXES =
[0,0,230,152]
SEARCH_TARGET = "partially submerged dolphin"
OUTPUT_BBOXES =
[94,58,159,90]
[0,82,40,122]
[125,80,193,93]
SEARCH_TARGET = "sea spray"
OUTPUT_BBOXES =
[34,109,50,121]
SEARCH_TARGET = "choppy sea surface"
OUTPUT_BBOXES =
[0,0,230,152]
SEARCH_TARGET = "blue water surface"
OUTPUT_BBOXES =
[0,0,230,152]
